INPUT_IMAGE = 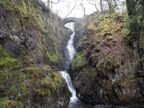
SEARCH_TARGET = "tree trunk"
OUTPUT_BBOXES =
[126,0,138,40]
[47,0,50,9]
[100,0,103,13]
[94,4,100,12]
[139,0,144,48]
[126,0,139,77]
[107,0,115,13]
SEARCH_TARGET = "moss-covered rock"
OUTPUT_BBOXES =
[72,13,144,105]
[0,0,70,108]
[0,98,24,108]
[72,52,87,71]
[36,72,65,96]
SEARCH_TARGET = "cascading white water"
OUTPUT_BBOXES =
[66,32,76,61]
[60,22,92,108]
[60,22,79,106]
[60,71,78,102]
[60,22,78,102]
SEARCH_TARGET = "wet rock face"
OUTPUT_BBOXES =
[4,40,20,56]
[0,1,70,108]
[31,93,69,108]
[74,66,144,104]
[72,14,144,105]
[61,31,72,69]
[0,29,8,38]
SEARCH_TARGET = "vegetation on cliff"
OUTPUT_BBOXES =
[72,12,144,104]
[0,0,69,107]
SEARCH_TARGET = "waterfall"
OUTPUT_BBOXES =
[60,23,78,102]
[60,71,78,102]
[60,22,92,108]
[66,32,75,61]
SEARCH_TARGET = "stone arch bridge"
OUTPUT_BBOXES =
[62,17,81,25]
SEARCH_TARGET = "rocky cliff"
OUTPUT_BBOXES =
[0,0,70,107]
[72,13,144,105]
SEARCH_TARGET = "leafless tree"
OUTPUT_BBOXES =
[113,0,118,7]
[65,0,77,18]
[78,0,86,17]
[88,0,100,12]
[47,0,62,10]
[47,0,50,8]
[107,0,115,13]
[100,0,103,12]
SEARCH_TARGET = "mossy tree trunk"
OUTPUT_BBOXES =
[138,0,144,70]
[126,0,138,40]
[126,0,139,73]
[139,0,144,48]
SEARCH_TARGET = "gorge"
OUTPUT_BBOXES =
[60,23,92,108]
[0,0,144,108]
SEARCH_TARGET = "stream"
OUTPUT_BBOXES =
[60,23,93,108]
[59,23,143,108]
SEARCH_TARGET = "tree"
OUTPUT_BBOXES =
[46,0,61,10]
[78,0,86,17]
[65,0,77,17]
[47,0,50,9]
[126,0,138,40]
[100,0,103,12]
[107,0,115,13]
[88,0,100,12]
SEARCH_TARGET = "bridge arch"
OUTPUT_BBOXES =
[62,17,80,25]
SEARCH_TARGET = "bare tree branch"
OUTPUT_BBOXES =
[87,0,100,12]
[100,0,103,12]
[79,0,86,16]
[65,0,77,18]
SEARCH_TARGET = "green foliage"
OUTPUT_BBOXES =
[0,46,17,79]
[0,98,19,108]
[0,1,67,106]
[46,52,59,63]
[0,57,16,67]
[0,0,46,32]
[36,72,65,96]
[17,101,24,108]
[72,52,87,70]
[43,44,60,65]
[0,46,17,67]
[89,13,129,38]
[0,0,19,11]
[73,13,131,73]
[9,84,28,94]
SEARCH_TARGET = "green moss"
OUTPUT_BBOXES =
[36,72,65,96]
[43,45,60,65]
[0,0,67,106]
[0,0,46,32]
[0,46,16,67]
[0,57,16,67]
[76,37,90,51]
[8,84,29,97]
[0,98,23,108]
[88,13,129,38]
[0,99,24,108]
[0,45,18,79]
[47,52,59,63]
[72,52,87,70]
[0,0,19,11]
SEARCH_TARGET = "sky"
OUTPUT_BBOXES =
[41,0,126,18]
[41,0,96,18]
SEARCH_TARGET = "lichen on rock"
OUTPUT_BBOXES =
[0,0,70,107]
[72,13,144,105]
